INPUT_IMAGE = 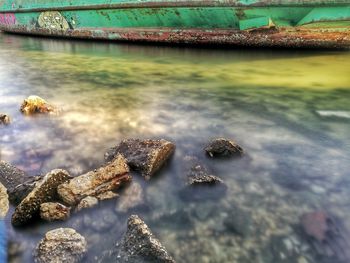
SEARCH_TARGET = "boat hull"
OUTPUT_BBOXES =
[0,1,349,48]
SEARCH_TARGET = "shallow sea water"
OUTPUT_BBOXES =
[0,33,350,263]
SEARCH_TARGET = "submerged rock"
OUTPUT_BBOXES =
[34,228,87,263]
[20,95,56,115]
[0,182,9,218]
[75,196,99,212]
[187,164,223,185]
[105,139,175,179]
[223,205,252,237]
[115,182,144,213]
[115,215,175,263]
[204,138,243,157]
[0,113,10,125]
[40,202,70,222]
[11,169,70,226]
[301,211,350,262]
[179,157,226,201]
[58,154,131,206]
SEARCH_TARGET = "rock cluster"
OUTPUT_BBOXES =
[115,215,175,263]
[105,139,175,179]
[57,154,130,206]
[34,228,87,263]
[12,169,70,226]
[0,113,10,125]
[205,138,243,157]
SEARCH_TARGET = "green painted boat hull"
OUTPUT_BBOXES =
[0,0,349,48]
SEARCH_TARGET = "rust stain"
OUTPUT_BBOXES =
[1,25,349,49]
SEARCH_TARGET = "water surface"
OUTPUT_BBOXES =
[0,33,350,263]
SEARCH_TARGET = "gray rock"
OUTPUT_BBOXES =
[58,154,131,206]
[11,169,70,226]
[204,138,243,158]
[0,161,43,205]
[40,202,71,222]
[115,182,144,213]
[0,182,9,218]
[34,228,87,263]
[115,215,175,263]
[0,113,10,125]
[187,164,223,185]
[105,139,175,179]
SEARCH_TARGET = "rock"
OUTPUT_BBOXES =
[0,113,10,125]
[11,169,70,226]
[20,95,56,115]
[0,182,9,218]
[115,182,144,213]
[115,215,175,263]
[263,235,301,263]
[75,196,99,212]
[301,211,350,262]
[34,228,87,263]
[179,158,227,201]
[40,202,70,222]
[223,205,252,237]
[96,191,119,201]
[105,139,175,179]
[204,138,243,157]
[58,154,131,206]
[0,161,43,205]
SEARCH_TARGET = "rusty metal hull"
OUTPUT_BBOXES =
[0,0,349,48]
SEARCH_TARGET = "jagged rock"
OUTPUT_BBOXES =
[204,138,243,157]
[115,182,144,213]
[40,202,70,222]
[75,196,99,212]
[11,169,70,226]
[0,161,44,205]
[34,228,87,263]
[301,211,350,262]
[0,182,9,218]
[115,215,175,263]
[58,154,131,206]
[105,139,175,179]
[0,114,10,125]
[20,95,56,115]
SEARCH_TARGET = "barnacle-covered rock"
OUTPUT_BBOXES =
[105,139,175,179]
[34,228,87,263]
[115,215,175,263]
[40,202,71,222]
[57,154,131,206]
[204,138,243,157]
[11,169,70,226]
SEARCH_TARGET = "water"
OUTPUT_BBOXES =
[0,33,350,263]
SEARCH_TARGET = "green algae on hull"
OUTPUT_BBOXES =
[0,0,349,48]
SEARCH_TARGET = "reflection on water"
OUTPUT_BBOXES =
[1,33,350,263]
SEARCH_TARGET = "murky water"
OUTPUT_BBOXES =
[1,33,350,263]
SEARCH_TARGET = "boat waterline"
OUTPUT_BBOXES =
[0,0,349,48]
